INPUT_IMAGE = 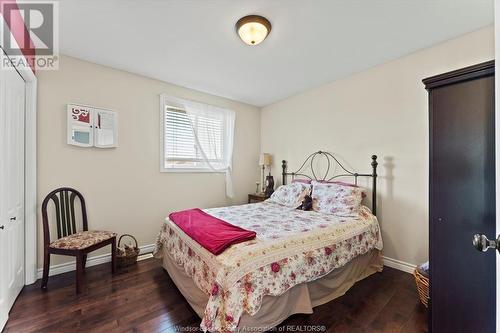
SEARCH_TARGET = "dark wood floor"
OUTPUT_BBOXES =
[4,258,427,333]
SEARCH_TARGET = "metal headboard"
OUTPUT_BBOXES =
[281,151,378,215]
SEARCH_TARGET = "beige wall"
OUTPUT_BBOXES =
[37,55,261,268]
[38,26,494,270]
[261,25,495,266]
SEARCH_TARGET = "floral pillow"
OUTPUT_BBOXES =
[292,178,312,185]
[267,183,311,208]
[311,181,364,216]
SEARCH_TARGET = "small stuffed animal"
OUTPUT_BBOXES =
[299,195,313,211]
[124,243,136,256]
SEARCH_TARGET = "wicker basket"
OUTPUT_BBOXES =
[414,268,429,308]
[116,234,140,268]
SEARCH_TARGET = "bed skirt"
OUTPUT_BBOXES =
[161,248,383,331]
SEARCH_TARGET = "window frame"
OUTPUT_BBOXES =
[159,94,227,173]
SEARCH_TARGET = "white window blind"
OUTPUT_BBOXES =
[163,106,225,169]
[160,94,235,196]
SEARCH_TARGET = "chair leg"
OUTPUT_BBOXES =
[76,253,84,294]
[41,250,50,290]
[111,237,116,274]
[82,254,87,270]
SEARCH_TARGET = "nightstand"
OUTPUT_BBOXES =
[248,193,268,203]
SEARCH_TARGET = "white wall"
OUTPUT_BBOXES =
[261,25,494,266]
[37,55,261,268]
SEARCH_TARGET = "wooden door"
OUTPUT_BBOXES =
[0,50,26,330]
[425,61,495,332]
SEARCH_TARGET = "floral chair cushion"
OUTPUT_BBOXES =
[49,230,116,250]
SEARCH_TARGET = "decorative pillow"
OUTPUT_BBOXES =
[315,180,358,187]
[268,183,311,208]
[292,178,312,185]
[311,181,364,216]
[315,180,367,199]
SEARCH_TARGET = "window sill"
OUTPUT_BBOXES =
[161,167,226,174]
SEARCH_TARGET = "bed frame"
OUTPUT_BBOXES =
[281,151,378,215]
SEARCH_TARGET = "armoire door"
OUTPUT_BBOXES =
[0,50,26,330]
[424,61,495,332]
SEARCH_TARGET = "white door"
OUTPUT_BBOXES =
[0,50,26,330]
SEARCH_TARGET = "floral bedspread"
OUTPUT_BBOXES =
[154,201,383,332]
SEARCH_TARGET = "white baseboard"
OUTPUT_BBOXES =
[36,243,156,280]
[382,256,417,274]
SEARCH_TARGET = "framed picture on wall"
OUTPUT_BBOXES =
[67,104,118,148]
[67,104,93,147]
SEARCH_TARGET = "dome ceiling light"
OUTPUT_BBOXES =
[235,15,272,46]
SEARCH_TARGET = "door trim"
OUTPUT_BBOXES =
[23,62,37,285]
[423,60,495,89]
[0,48,38,285]
[495,2,500,331]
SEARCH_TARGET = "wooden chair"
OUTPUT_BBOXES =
[41,187,116,293]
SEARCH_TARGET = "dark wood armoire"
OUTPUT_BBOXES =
[424,60,495,332]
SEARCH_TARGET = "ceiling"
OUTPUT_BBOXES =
[59,0,493,107]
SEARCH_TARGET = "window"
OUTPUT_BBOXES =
[160,95,234,173]
[164,106,224,169]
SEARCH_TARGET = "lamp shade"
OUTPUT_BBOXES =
[259,153,272,166]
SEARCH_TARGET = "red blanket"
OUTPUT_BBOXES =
[169,208,256,255]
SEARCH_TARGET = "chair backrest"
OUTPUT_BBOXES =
[41,187,88,245]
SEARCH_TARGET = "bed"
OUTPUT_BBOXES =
[154,151,383,332]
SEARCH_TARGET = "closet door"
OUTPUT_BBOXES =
[425,61,495,332]
[0,51,26,329]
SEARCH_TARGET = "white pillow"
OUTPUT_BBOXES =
[311,181,364,216]
[267,183,311,208]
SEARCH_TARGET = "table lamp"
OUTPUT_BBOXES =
[259,153,272,195]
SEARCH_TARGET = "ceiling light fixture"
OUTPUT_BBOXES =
[235,15,271,46]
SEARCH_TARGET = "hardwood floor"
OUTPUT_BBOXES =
[4,258,427,333]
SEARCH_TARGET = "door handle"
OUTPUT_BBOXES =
[472,234,500,253]
[0,225,4,230]
[10,217,16,220]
